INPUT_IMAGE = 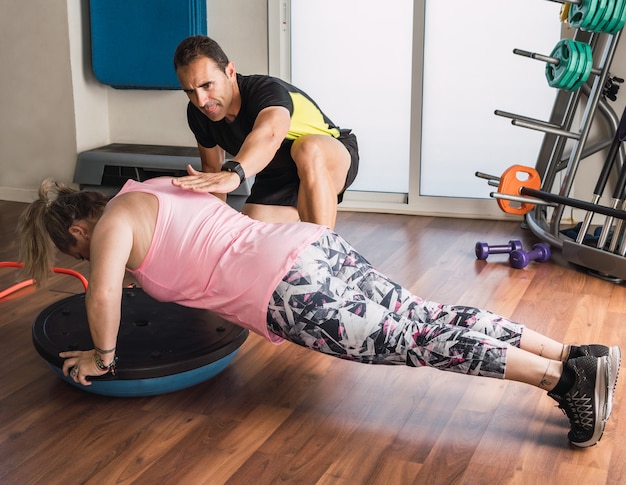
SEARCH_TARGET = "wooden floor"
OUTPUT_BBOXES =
[1,200,625,485]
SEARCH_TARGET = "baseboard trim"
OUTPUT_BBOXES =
[0,187,37,203]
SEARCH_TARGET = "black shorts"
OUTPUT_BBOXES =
[246,130,359,207]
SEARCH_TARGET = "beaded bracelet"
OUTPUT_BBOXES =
[93,351,118,375]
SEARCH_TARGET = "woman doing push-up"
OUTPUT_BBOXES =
[17,177,620,448]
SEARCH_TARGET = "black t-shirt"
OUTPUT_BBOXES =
[187,74,342,157]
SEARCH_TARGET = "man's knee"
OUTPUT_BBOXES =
[291,136,351,187]
[291,136,327,166]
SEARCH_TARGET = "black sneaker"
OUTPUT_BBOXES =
[549,355,608,448]
[574,344,610,358]
[571,345,621,420]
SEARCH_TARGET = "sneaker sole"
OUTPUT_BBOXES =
[604,346,621,421]
[570,355,609,448]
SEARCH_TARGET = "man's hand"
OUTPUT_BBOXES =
[172,164,240,194]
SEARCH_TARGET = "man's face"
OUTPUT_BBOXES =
[176,57,236,122]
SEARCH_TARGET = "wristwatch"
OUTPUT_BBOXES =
[221,160,246,186]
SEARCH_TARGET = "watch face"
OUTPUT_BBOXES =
[222,161,245,182]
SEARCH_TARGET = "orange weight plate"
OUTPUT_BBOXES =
[497,165,542,215]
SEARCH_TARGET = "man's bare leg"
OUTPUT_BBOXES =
[291,135,351,229]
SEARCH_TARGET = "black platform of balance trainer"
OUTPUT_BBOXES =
[33,287,249,397]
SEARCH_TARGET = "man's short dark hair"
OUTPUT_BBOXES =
[173,35,230,72]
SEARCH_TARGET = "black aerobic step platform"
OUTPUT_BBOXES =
[74,143,253,210]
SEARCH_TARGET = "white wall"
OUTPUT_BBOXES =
[291,0,413,194]
[420,0,559,199]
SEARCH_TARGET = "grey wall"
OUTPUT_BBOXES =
[1,0,77,200]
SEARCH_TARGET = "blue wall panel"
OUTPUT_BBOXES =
[90,0,207,89]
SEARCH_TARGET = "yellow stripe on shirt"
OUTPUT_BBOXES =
[286,93,341,140]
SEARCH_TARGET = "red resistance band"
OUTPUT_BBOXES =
[0,262,88,300]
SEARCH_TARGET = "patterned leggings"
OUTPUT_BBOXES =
[267,230,524,378]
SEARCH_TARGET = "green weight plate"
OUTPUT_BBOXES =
[563,40,585,91]
[587,0,610,31]
[570,41,594,91]
[546,41,567,89]
[606,0,626,33]
[557,39,582,90]
[569,0,600,29]
[603,0,626,32]
[595,0,618,31]
[546,39,580,90]
[562,40,582,91]
[575,41,592,89]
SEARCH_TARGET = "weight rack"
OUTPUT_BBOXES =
[478,7,626,281]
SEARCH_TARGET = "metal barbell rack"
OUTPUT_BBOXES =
[478,16,626,280]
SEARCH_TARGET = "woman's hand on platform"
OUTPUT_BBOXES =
[60,350,109,386]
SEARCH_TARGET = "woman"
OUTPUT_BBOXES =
[18,177,620,448]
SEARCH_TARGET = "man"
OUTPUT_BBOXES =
[171,35,359,229]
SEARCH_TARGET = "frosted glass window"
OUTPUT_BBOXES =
[290,0,413,193]
[420,0,561,198]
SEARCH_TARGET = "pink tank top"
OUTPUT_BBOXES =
[116,178,325,343]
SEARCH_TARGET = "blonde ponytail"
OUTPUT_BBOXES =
[17,179,109,285]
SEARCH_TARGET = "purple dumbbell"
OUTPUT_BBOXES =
[509,243,551,269]
[475,240,523,260]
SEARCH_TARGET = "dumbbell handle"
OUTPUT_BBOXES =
[513,48,601,76]
[475,240,522,260]
[509,243,551,269]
